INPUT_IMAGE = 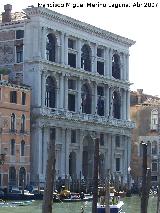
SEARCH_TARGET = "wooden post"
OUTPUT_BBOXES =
[42,128,56,213]
[105,169,110,213]
[92,138,99,213]
[140,143,148,213]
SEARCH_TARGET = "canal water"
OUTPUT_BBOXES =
[0,196,157,213]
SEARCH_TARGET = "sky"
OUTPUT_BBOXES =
[0,0,160,96]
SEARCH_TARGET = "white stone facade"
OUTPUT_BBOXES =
[9,6,135,186]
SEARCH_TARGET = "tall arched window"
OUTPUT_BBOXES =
[112,53,121,79]
[21,140,25,156]
[11,139,15,155]
[19,167,26,188]
[45,76,56,108]
[81,84,92,114]
[112,91,121,119]
[20,114,25,132]
[9,166,16,187]
[46,33,57,62]
[11,113,16,131]
[151,109,158,130]
[81,44,92,72]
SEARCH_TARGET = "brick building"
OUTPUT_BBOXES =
[130,89,160,186]
[0,71,31,189]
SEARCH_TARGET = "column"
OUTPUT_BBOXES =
[65,129,70,177]
[104,47,110,77]
[104,85,109,118]
[93,82,97,114]
[64,75,68,110]
[122,53,126,80]
[60,128,66,178]
[64,34,68,65]
[60,32,65,64]
[93,44,97,73]
[77,38,82,69]
[109,48,113,78]
[109,87,113,118]
[41,27,47,59]
[77,77,82,113]
[76,130,83,179]
[37,127,42,177]
[126,54,129,81]
[121,89,126,120]
[41,71,46,108]
[59,73,64,109]
[126,90,130,120]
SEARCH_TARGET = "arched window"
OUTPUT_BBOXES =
[46,33,57,62]
[45,76,56,108]
[97,86,104,116]
[81,44,92,72]
[151,109,158,130]
[19,167,26,188]
[20,114,25,132]
[9,166,16,187]
[112,91,121,119]
[112,53,121,79]
[21,140,25,156]
[81,84,92,114]
[11,113,16,131]
[11,139,15,155]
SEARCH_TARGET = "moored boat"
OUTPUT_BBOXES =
[97,200,124,213]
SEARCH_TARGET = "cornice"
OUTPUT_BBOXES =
[23,7,135,47]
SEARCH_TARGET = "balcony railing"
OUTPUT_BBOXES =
[35,107,135,129]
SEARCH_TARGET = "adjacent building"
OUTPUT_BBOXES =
[130,89,160,186]
[0,4,135,188]
[0,71,31,189]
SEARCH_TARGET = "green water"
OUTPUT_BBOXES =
[0,196,157,213]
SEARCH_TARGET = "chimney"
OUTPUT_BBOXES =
[137,89,143,104]
[2,4,12,23]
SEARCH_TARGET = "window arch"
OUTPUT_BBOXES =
[112,53,121,79]
[11,113,16,131]
[151,109,158,130]
[112,91,121,119]
[20,114,25,132]
[11,139,15,155]
[19,167,26,188]
[81,83,92,114]
[81,44,92,72]
[45,76,56,108]
[9,166,16,187]
[21,140,25,156]
[46,33,57,62]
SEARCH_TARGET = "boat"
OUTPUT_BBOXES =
[0,200,33,207]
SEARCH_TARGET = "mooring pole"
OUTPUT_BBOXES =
[42,128,56,213]
[92,137,99,213]
[140,142,148,213]
[105,169,110,213]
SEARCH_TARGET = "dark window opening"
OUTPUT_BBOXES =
[22,92,26,105]
[71,130,76,143]
[151,176,157,181]
[11,139,15,155]
[97,96,104,116]
[16,46,23,63]
[11,113,16,131]
[45,76,56,108]
[115,135,120,147]
[97,48,104,58]
[16,30,24,39]
[20,114,25,132]
[10,91,17,103]
[152,162,157,172]
[112,54,120,79]
[97,86,104,96]
[81,44,91,72]
[97,61,104,75]
[68,39,75,49]
[81,84,92,114]
[68,79,76,90]
[100,134,104,146]
[116,158,120,171]
[46,34,56,62]
[68,53,76,68]
[68,94,75,112]
[113,91,121,119]
[21,140,25,156]
[9,167,16,187]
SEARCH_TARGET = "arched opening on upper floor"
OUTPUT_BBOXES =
[112,53,121,79]
[112,91,121,119]
[46,33,57,62]
[97,86,104,116]
[45,76,57,108]
[81,44,92,72]
[82,135,94,180]
[10,113,16,131]
[81,83,92,114]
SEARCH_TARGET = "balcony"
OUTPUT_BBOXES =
[33,107,135,129]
